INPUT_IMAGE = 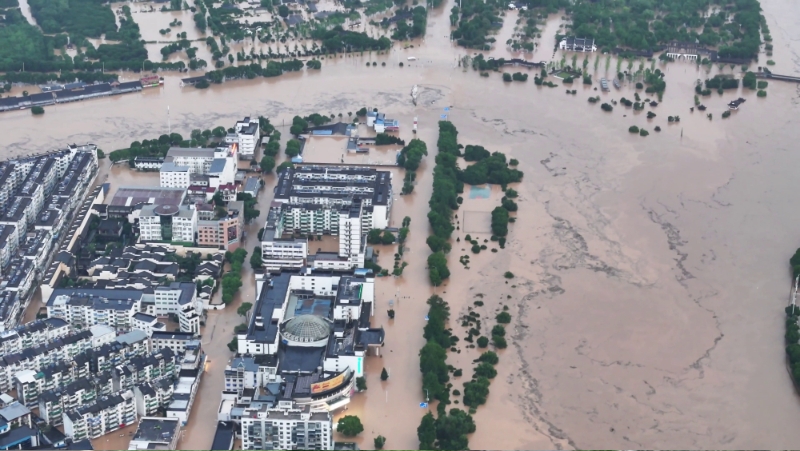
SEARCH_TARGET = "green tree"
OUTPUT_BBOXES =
[496,311,511,324]
[356,376,367,391]
[278,4,289,17]
[227,336,238,351]
[476,336,489,348]
[435,409,476,450]
[381,368,389,380]
[337,415,364,437]
[285,139,301,157]
[417,412,436,449]
[237,302,253,317]
[374,435,386,449]
[250,249,263,269]
[260,155,275,173]
[474,362,497,379]
[478,351,499,365]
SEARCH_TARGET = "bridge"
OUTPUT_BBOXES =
[757,71,800,83]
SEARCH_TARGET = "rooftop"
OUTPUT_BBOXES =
[131,417,181,445]
[110,186,186,208]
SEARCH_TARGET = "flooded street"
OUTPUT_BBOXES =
[4,0,800,448]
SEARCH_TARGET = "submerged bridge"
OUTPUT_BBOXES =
[757,71,800,83]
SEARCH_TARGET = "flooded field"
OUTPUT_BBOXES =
[4,0,800,448]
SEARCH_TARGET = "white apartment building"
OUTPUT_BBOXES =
[46,289,144,333]
[63,389,137,441]
[260,204,308,272]
[240,401,333,450]
[0,318,71,356]
[274,166,392,230]
[225,117,260,159]
[154,282,202,334]
[261,201,366,272]
[159,162,192,188]
[138,204,197,244]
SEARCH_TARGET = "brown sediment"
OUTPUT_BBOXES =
[3,0,800,448]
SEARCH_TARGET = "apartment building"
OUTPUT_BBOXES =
[128,417,181,450]
[150,331,196,355]
[15,356,92,408]
[0,329,93,392]
[158,162,192,189]
[38,377,97,426]
[138,204,197,243]
[154,282,202,334]
[47,289,143,333]
[63,390,137,441]
[225,116,260,159]
[260,203,308,272]
[274,166,392,230]
[0,197,34,246]
[0,225,18,272]
[0,318,71,355]
[197,200,244,251]
[133,378,174,417]
[240,401,333,450]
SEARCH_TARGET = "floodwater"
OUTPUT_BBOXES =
[3,0,800,448]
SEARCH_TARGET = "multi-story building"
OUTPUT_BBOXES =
[62,390,137,441]
[197,200,243,251]
[158,162,192,189]
[47,289,143,333]
[240,401,333,450]
[38,377,97,426]
[2,258,35,299]
[236,269,384,411]
[0,318,71,355]
[260,203,308,272]
[133,378,174,417]
[0,329,93,392]
[15,357,92,408]
[128,417,181,450]
[17,157,56,214]
[150,331,196,355]
[225,117,260,159]
[274,166,392,230]
[0,197,34,245]
[18,229,53,272]
[138,204,197,244]
[0,225,18,272]
[154,282,202,334]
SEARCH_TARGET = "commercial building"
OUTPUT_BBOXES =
[225,117,260,159]
[160,146,237,188]
[236,269,383,411]
[240,400,333,450]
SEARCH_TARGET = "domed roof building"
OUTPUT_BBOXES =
[280,314,332,347]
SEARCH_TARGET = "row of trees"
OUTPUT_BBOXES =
[451,0,504,50]
[426,121,463,284]
[109,133,186,164]
[222,248,248,304]
[417,295,477,449]
[398,139,428,194]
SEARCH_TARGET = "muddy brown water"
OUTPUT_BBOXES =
[5,0,800,448]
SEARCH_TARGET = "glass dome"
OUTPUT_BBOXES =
[282,314,331,343]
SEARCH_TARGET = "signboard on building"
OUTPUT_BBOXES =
[310,372,347,394]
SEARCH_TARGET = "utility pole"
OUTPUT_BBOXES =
[168,106,171,135]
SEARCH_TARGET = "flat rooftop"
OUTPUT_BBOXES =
[110,186,186,208]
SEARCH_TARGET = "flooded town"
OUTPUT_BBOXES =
[1,0,800,449]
